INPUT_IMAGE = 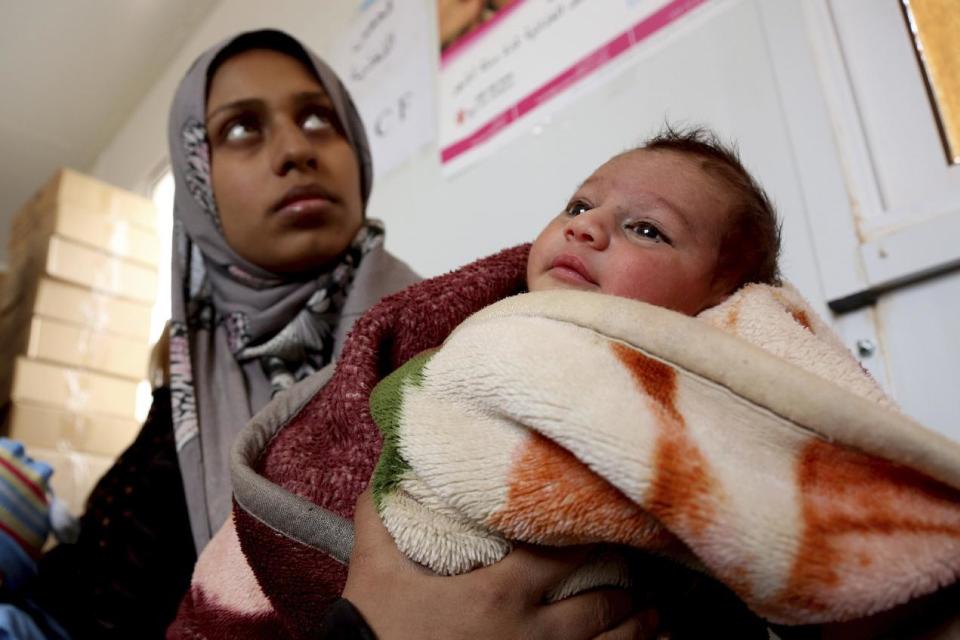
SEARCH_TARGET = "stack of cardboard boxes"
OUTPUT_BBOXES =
[0,168,159,515]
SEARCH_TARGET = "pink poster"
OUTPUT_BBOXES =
[437,0,708,172]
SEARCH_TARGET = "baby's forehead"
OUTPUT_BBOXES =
[607,152,736,246]
[610,147,708,172]
[594,149,737,208]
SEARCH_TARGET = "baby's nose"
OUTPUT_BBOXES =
[565,213,608,249]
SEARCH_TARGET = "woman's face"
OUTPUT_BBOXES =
[205,49,363,274]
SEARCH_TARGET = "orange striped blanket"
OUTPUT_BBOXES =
[369,286,960,625]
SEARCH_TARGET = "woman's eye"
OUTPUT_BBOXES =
[302,112,331,132]
[223,119,258,143]
[566,200,591,216]
[628,221,670,244]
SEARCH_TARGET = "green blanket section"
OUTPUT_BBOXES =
[369,348,436,509]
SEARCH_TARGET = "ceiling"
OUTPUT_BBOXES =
[0,0,219,264]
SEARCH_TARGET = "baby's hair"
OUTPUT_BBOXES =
[638,125,782,290]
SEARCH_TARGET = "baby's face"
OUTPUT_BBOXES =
[527,150,734,316]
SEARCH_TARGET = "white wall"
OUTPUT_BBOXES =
[91,0,359,192]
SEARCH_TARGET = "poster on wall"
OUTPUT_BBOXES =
[438,0,708,173]
[331,0,437,177]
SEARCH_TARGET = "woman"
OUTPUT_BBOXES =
[31,28,416,638]
[166,29,418,556]
[32,30,643,639]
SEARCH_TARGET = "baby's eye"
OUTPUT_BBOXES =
[627,221,671,244]
[565,200,591,216]
[301,111,331,133]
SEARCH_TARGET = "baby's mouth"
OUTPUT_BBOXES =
[549,254,597,286]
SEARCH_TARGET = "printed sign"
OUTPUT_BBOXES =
[438,0,708,172]
[332,0,437,176]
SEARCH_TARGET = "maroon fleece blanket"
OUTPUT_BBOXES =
[170,246,530,639]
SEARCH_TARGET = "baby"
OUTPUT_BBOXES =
[368,124,958,636]
[369,127,785,632]
[179,126,958,637]
[526,125,780,314]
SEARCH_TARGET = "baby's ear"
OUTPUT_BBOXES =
[699,291,730,315]
[699,276,737,314]
[701,253,747,313]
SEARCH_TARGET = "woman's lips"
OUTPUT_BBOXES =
[548,254,597,286]
[272,184,336,222]
[276,197,331,217]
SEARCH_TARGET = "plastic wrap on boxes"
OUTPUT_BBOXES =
[20,168,157,235]
[26,316,150,380]
[0,279,153,407]
[3,232,157,313]
[44,236,157,303]
[10,357,140,419]
[33,277,153,341]
[12,203,160,267]
[5,402,139,458]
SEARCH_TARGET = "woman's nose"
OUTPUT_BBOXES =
[270,119,318,175]
[564,211,609,249]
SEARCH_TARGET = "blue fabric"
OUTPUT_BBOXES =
[0,534,35,592]
[0,604,49,640]
[0,442,52,482]
[0,601,71,640]
[0,438,52,544]
[0,439,51,592]
[0,478,49,540]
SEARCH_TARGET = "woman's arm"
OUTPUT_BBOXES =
[342,488,657,640]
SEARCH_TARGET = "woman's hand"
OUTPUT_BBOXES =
[343,488,658,640]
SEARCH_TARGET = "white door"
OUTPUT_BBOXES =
[760,0,960,439]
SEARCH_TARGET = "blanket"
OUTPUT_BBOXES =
[170,246,531,639]
[369,285,960,626]
[169,244,960,638]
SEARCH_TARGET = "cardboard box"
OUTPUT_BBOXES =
[33,278,153,341]
[12,200,160,267]
[5,402,139,457]
[0,279,153,407]
[44,236,158,304]
[28,446,115,517]
[21,168,156,234]
[26,316,150,380]
[5,234,157,306]
[10,357,139,419]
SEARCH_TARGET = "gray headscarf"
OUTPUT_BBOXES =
[167,29,382,552]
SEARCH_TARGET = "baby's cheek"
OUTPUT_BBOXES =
[525,247,544,291]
